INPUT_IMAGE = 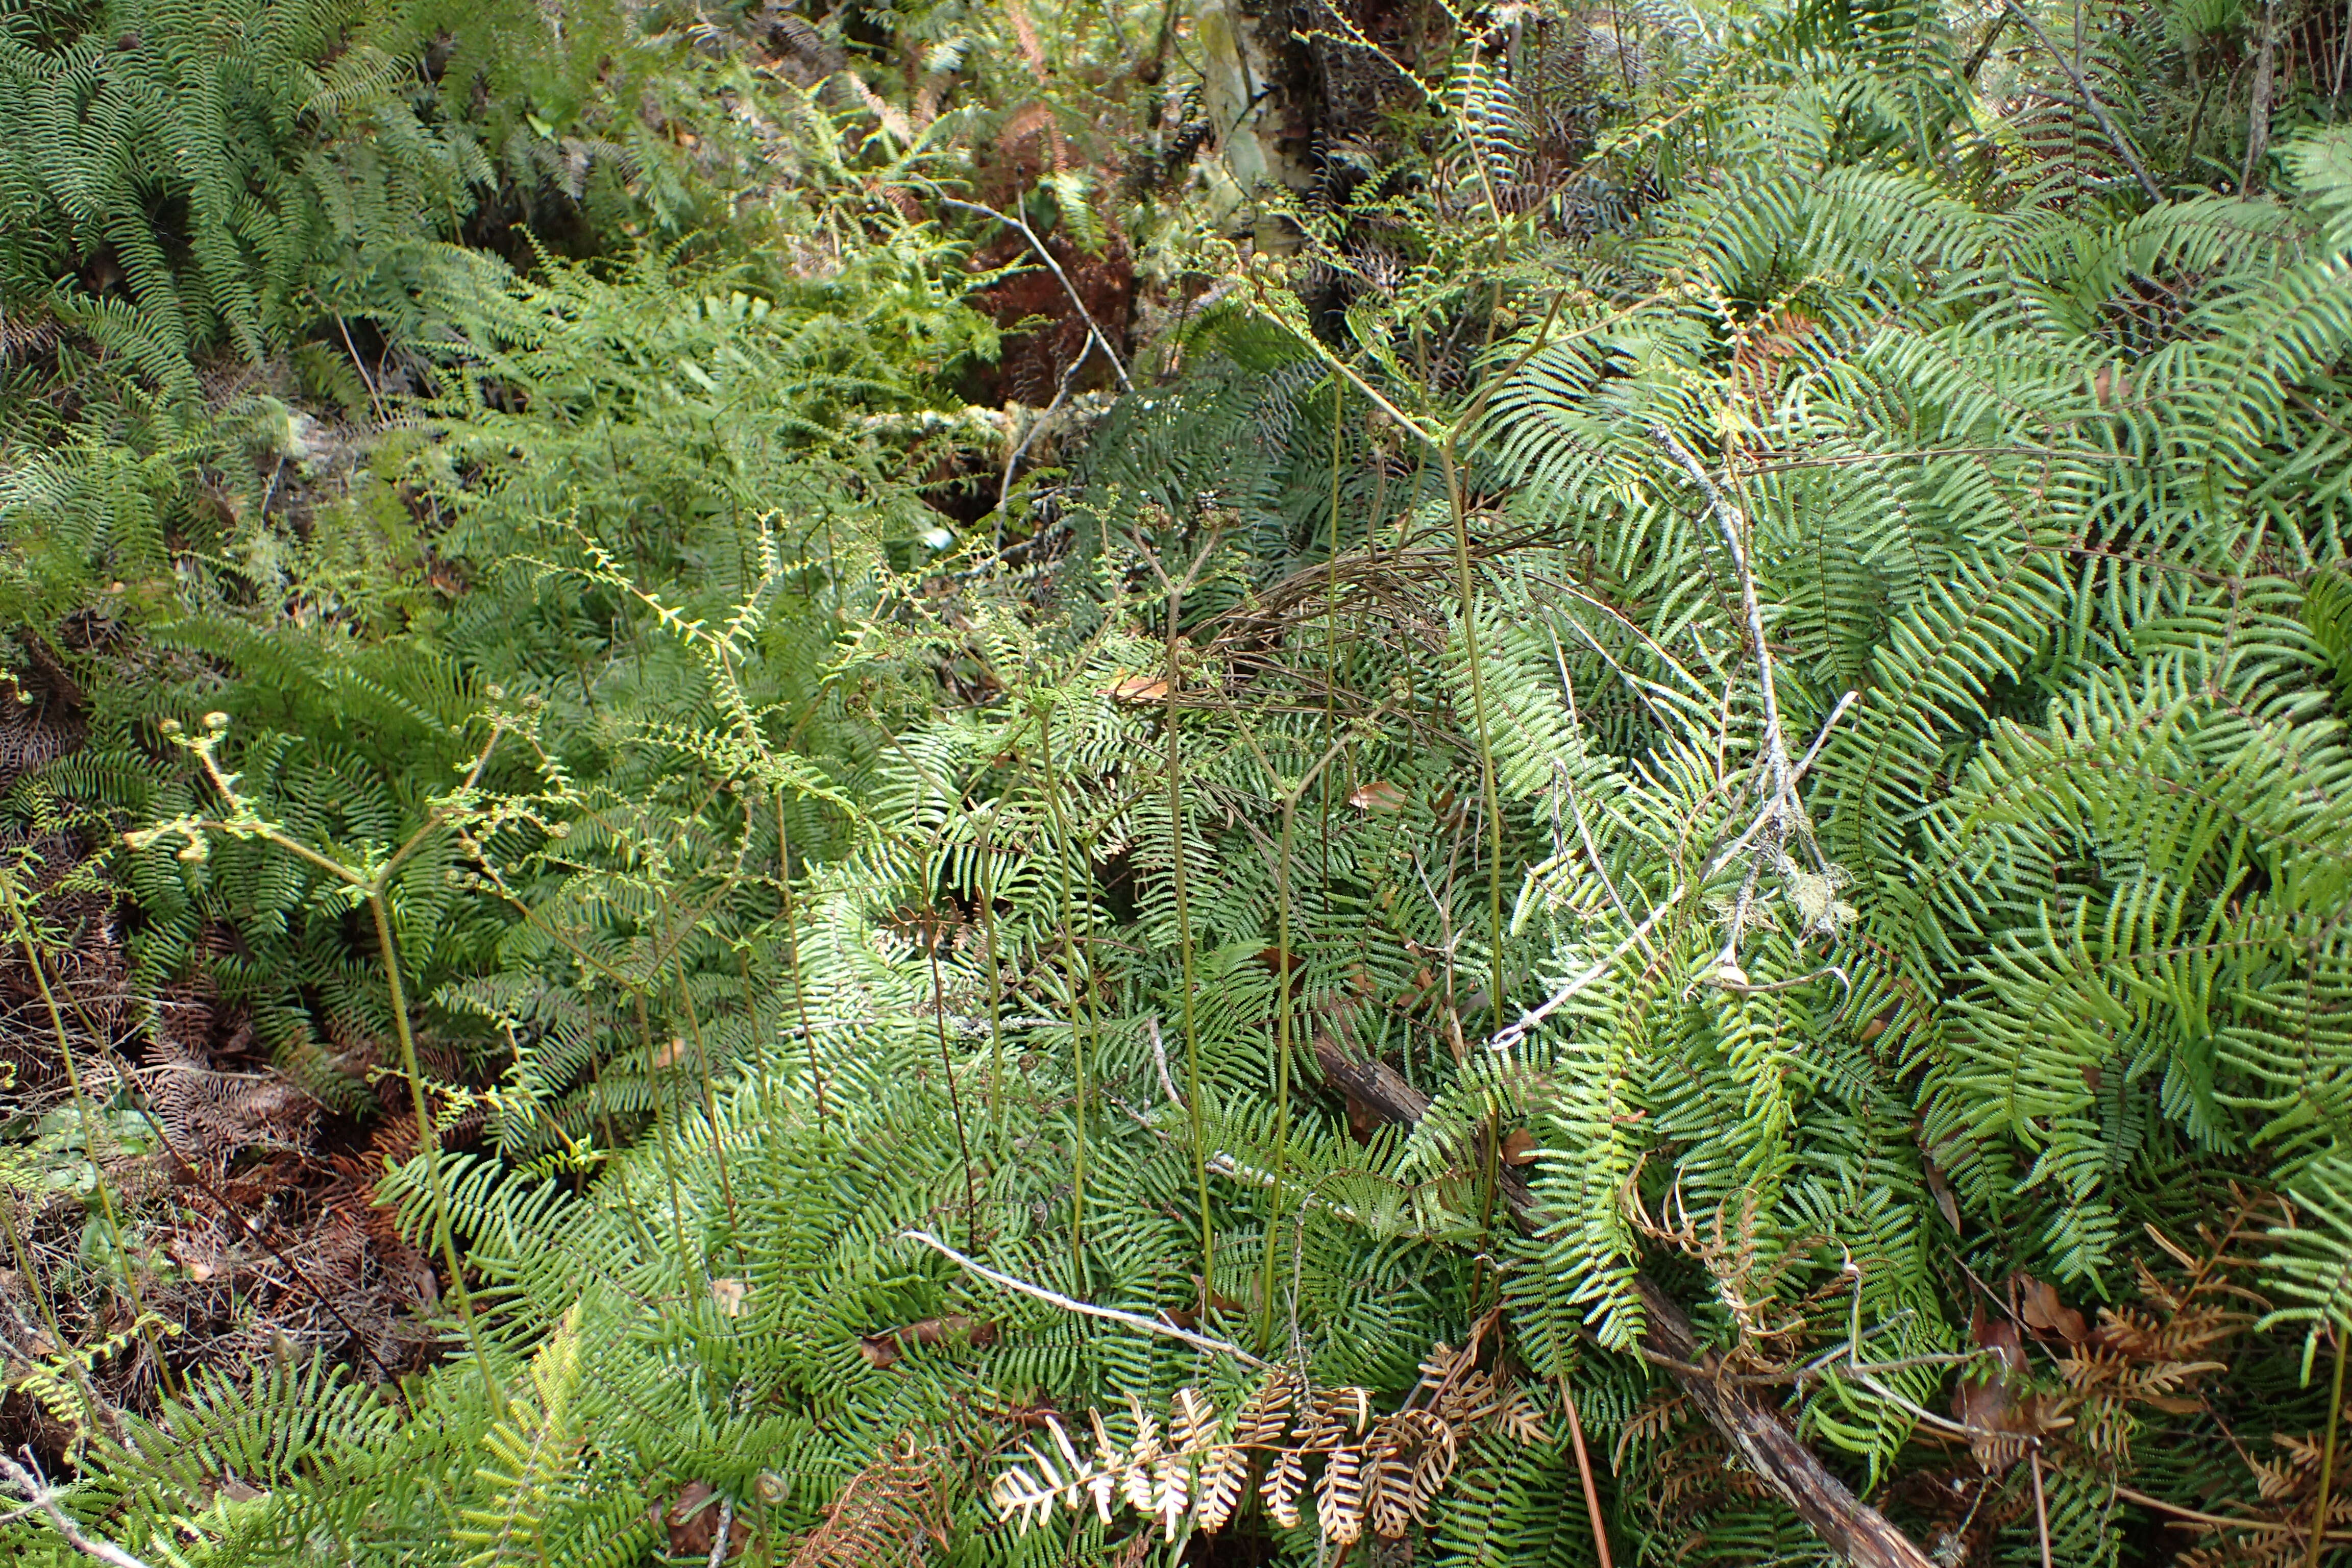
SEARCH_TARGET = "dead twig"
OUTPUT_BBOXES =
[1,1452,158,1568]
[707,1498,735,1568]
[939,197,1132,391]
[1487,887,1685,1051]
[901,1229,1269,1367]
[2001,0,2165,203]
[1652,426,1862,987]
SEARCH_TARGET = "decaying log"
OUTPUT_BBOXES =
[1312,1036,1937,1568]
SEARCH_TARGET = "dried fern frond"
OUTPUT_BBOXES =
[989,1354,1546,1547]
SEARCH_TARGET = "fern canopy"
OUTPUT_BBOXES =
[7,0,2352,1565]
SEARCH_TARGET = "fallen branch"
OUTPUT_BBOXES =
[1308,1037,1939,1568]
[1,1453,157,1568]
[902,1229,1270,1368]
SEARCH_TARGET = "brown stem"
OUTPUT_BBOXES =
[2031,1447,2054,1568]
[1310,1035,1938,1568]
[2004,0,2165,203]
[1562,1376,1616,1568]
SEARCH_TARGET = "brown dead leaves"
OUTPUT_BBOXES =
[856,1315,999,1369]
[1956,1261,2243,1473]
[666,1481,750,1561]
[1099,674,1169,703]
[787,1441,952,1568]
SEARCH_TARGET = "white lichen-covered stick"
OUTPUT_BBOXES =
[901,1229,1271,1369]
[1,1454,157,1568]
[1651,424,1862,984]
[1486,886,1686,1052]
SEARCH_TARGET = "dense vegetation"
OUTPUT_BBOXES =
[5,0,2352,1562]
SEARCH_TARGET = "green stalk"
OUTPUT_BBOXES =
[1163,575,1214,1312]
[371,892,507,1413]
[669,946,742,1241]
[1037,703,1092,1284]
[2313,1321,2347,1568]
[1258,782,1301,1354]
[2,875,173,1395]
[974,806,1011,1141]
[0,1187,66,1357]
[1322,375,1347,1003]
[0,1189,106,1425]
[928,938,981,1255]
[636,989,702,1292]
[1439,438,1509,1266]
[775,789,827,1124]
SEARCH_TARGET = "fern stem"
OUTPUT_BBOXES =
[1322,374,1346,994]
[0,1173,69,1371]
[774,789,827,1124]
[2312,1321,2347,1568]
[1038,703,1091,1284]
[370,891,506,1414]
[928,937,982,1256]
[1258,776,1301,1355]
[2029,1444,2053,1568]
[1438,440,1509,1263]
[2,874,174,1397]
[1560,1375,1615,1568]
[24,927,396,1377]
[636,988,703,1292]
[669,948,742,1243]
[1162,565,1215,1315]
[974,806,1010,1143]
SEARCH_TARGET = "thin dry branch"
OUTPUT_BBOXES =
[1652,426,1864,981]
[1,1453,157,1568]
[901,1230,1270,1367]
[2001,0,2165,203]
[1486,887,1686,1051]
[939,198,1132,391]
[1311,1038,1940,1568]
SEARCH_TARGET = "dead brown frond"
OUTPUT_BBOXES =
[990,1339,1544,1547]
[787,1438,953,1568]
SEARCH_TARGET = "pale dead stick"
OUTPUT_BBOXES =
[1,1453,157,1568]
[937,196,1133,392]
[902,1229,1270,1368]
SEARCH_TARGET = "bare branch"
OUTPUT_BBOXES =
[2002,0,2165,203]
[901,1230,1270,1368]
[1,1454,158,1568]
[939,198,1132,391]
[1487,887,1686,1051]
